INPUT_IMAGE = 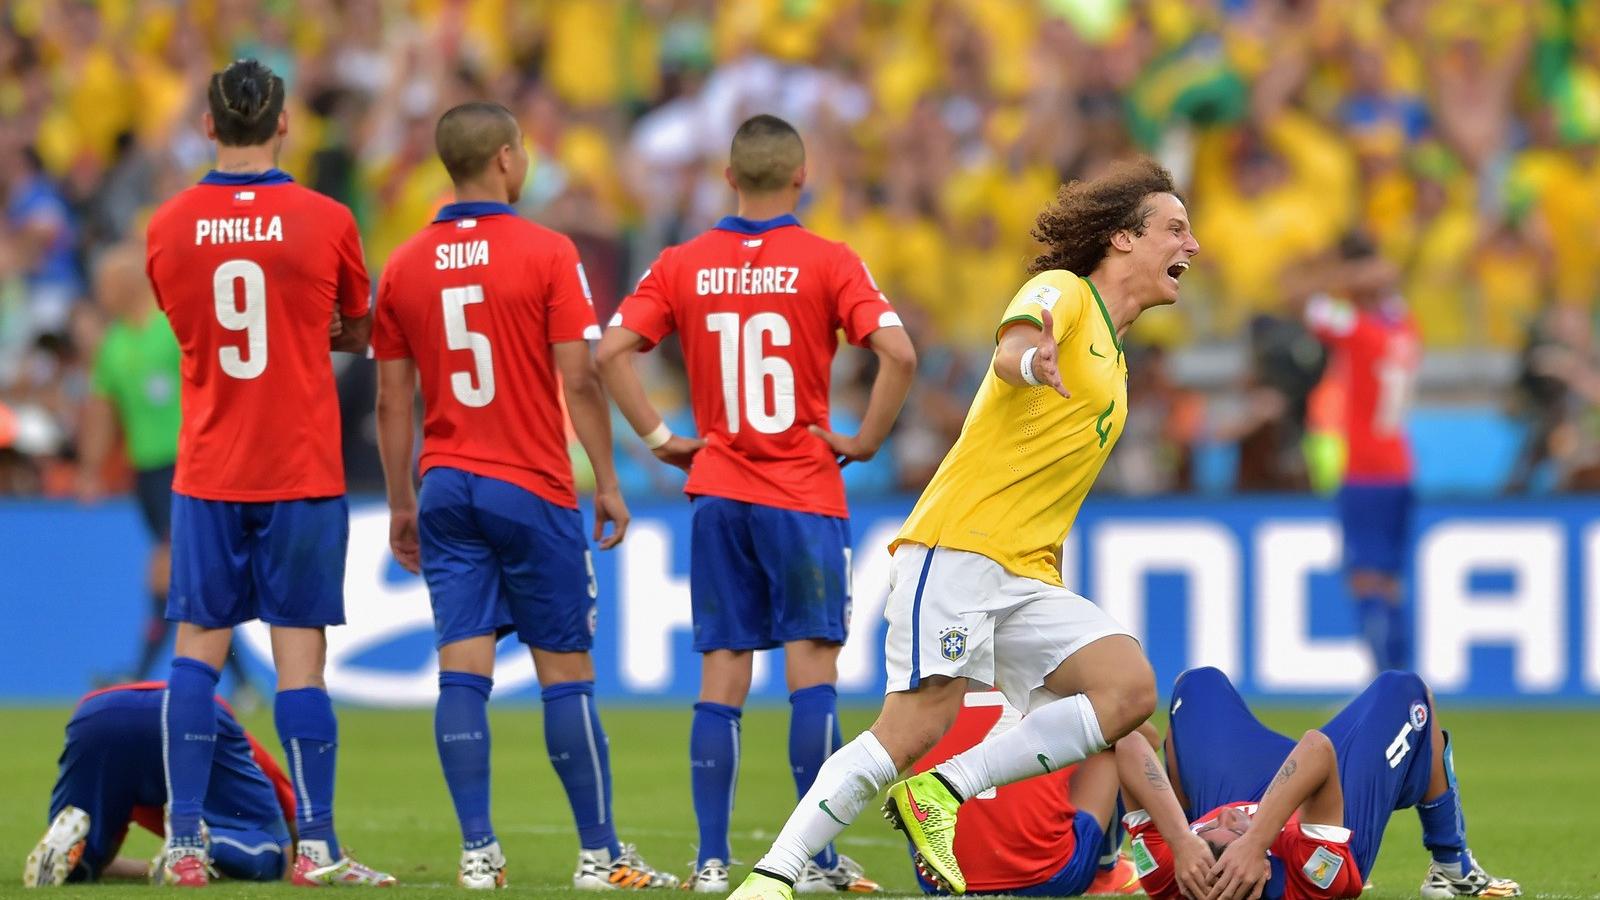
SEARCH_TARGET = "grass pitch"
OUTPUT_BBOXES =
[3,704,1596,898]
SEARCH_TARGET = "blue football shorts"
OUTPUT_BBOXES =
[418,467,596,652]
[1337,481,1414,576]
[689,496,851,652]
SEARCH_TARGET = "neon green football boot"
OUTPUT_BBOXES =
[882,771,965,894]
[727,871,795,900]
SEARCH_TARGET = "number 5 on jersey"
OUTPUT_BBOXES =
[443,285,495,407]
[706,311,794,434]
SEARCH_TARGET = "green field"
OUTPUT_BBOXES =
[4,704,1597,898]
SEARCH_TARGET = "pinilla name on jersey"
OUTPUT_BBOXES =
[194,216,284,245]
[436,240,490,271]
[695,265,800,296]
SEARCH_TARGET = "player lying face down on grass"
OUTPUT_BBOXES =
[596,114,915,892]
[372,102,679,891]
[725,159,1198,900]
[24,683,296,886]
[145,57,389,887]
[902,690,1141,897]
[1117,668,1521,900]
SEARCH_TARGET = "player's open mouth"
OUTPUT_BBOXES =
[1166,260,1189,283]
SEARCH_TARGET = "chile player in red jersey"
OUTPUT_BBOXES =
[143,60,391,887]
[24,683,295,886]
[1303,234,1420,674]
[373,102,676,891]
[904,691,1140,897]
[597,114,917,891]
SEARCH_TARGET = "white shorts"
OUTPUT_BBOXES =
[883,543,1133,714]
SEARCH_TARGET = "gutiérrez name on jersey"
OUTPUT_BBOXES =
[436,240,489,270]
[696,265,800,296]
[194,216,284,245]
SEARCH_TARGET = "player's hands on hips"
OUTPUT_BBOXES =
[652,435,705,473]
[1033,309,1070,399]
[389,507,421,574]
[1205,837,1269,900]
[1170,831,1217,900]
[808,424,880,464]
[592,486,629,550]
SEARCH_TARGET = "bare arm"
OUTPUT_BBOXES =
[554,340,629,550]
[594,324,704,471]
[375,357,420,573]
[331,310,373,354]
[1116,728,1214,900]
[1208,730,1343,900]
[810,325,917,462]
[75,393,117,502]
[992,310,1069,397]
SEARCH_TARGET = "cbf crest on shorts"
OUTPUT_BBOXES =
[939,626,969,661]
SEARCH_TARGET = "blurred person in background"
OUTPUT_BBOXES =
[2,141,84,342]
[75,243,257,702]
[1302,234,1420,674]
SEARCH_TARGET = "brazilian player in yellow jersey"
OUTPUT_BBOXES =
[730,159,1203,900]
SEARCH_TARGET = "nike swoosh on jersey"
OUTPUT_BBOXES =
[1037,753,1053,774]
[1089,345,1107,359]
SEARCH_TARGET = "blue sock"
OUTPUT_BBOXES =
[1357,596,1392,671]
[208,828,287,881]
[690,702,742,868]
[275,686,340,858]
[164,657,220,847]
[790,685,841,870]
[1384,601,1412,671]
[437,671,496,850]
[1418,731,1468,870]
[543,680,619,856]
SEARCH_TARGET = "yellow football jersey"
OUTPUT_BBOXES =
[893,270,1128,585]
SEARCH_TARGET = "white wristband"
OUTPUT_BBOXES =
[641,421,673,450]
[1019,346,1042,386]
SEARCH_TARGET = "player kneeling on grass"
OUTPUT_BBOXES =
[1119,668,1521,900]
[903,691,1140,897]
[24,683,294,887]
[374,101,675,891]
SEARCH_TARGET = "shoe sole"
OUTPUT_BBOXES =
[881,792,964,895]
[23,807,90,887]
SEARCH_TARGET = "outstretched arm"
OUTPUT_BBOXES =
[810,325,916,463]
[993,310,1069,397]
[1208,730,1343,900]
[595,324,704,471]
[1117,727,1214,900]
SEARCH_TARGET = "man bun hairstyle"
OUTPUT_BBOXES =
[434,101,521,184]
[1028,157,1180,276]
[208,59,286,147]
[729,114,805,192]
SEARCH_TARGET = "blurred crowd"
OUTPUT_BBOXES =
[5,0,1600,498]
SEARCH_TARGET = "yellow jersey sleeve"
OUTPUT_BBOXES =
[994,270,1089,345]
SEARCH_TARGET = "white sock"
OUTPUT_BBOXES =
[754,731,899,882]
[934,693,1106,801]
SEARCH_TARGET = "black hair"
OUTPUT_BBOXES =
[729,114,805,192]
[434,102,521,184]
[207,59,286,147]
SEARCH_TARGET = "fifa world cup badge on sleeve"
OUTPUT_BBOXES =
[1303,846,1345,890]
[939,627,969,662]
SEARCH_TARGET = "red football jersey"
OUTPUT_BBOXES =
[146,170,369,501]
[911,692,1082,892]
[1125,804,1362,900]
[372,202,599,509]
[1306,295,1418,482]
[613,215,899,518]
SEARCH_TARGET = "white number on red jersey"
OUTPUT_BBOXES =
[442,285,495,407]
[705,312,795,434]
[1373,335,1418,435]
[213,259,268,379]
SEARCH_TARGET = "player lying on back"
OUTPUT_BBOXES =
[903,691,1139,896]
[144,58,391,887]
[24,683,294,887]
[597,114,915,893]
[374,101,675,891]
[1121,667,1521,900]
